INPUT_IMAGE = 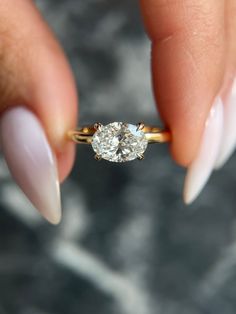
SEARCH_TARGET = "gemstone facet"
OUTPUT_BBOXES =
[91,122,148,162]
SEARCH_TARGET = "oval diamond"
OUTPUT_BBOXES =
[91,122,148,162]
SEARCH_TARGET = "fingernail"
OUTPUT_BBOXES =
[0,106,61,224]
[215,78,236,169]
[183,98,224,204]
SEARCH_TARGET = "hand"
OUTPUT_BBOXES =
[0,0,235,223]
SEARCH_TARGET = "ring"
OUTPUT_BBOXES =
[68,122,171,163]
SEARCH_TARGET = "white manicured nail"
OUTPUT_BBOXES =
[184,98,224,204]
[0,106,61,224]
[215,78,236,169]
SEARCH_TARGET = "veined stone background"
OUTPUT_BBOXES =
[1,1,236,314]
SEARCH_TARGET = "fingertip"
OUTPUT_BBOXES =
[169,128,202,167]
[169,139,192,168]
[26,24,79,182]
[57,141,76,182]
[29,53,78,182]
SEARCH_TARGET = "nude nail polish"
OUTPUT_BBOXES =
[184,98,224,204]
[215,78,236,169]
[0,106,61,224]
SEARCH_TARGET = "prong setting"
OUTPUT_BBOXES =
[136,122,145,131]
[94,154,102,161]
[94,123,103,131]
[137,154,145,161]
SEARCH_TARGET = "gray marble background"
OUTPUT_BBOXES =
[1,1,236,314]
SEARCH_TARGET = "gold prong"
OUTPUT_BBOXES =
[136,122,145,131]
[94,154,102,161]
[137,154,144,161]
[94,123,103,131]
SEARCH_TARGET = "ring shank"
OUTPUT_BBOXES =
[68,125,171,144]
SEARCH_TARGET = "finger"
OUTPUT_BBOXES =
[140,0,226,166]
[0,0,78,181]
[0,0,78,223]
[215,0,236,168]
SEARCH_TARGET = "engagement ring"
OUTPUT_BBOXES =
[68,122,171,162]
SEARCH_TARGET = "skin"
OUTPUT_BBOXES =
[0,0,235,180]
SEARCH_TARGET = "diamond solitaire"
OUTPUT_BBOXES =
[68,122,171,162]
[91,122,148,162]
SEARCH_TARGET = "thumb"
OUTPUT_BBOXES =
[0,0,78,223]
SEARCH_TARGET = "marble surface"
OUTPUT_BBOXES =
[1,1,236,313]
